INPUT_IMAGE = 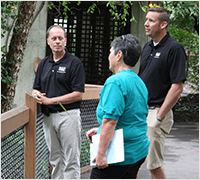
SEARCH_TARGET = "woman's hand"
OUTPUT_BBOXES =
[93,154,108,169]
[86,127,98,142]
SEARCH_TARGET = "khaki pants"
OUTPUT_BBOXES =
[43,109,81,179]
[146,108,173,170]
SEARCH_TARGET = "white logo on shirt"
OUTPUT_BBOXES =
[154,52,161,59]
[57,66,66,73]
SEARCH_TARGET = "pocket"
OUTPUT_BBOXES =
[160,110,174,134]
[147,108,159,127]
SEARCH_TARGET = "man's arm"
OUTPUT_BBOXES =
[157,81,184,120]
[36,91,83,105]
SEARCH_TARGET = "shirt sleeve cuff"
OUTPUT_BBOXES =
[103,114,119,121]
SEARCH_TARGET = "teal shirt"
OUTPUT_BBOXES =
[96,69,149,165]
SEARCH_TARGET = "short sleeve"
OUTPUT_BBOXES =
[100,82,125,120]
[33,61,43,90]
[70,60,85,92]
[168,45,186,84]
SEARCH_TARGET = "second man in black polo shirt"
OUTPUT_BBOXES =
[138,7,186,179]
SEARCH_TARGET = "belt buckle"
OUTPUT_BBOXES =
[148,105,156,110]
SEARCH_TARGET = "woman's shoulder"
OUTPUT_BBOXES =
[105,73,121,85]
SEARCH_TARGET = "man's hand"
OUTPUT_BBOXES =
[156,119,161,126]
[37,93,52,105]
[32,90,42,104]
[32,90,48,104]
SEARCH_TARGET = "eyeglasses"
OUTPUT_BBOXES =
[122,35,126,41]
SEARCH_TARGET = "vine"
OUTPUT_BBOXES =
[47,1,148,27]
[1,1,21,100]
[161,1,199,91]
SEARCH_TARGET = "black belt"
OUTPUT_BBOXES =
[148,104,161,109]
[49,107,79,113]
[49,109,65,113]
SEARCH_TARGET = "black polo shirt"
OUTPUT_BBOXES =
[33,49,85,111]
[138,32,186,105]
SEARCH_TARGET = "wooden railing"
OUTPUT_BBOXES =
[1,84,103,179]
[1,92,37,179]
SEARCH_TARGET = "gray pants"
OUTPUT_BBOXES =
[43,109,81,179]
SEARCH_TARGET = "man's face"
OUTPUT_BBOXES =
[144,12,162,39]
[47,27,67,53]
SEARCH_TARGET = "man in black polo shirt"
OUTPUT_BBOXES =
[138,7,186,179]
[32,25,85,179]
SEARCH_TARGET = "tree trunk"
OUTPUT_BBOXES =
[1,1,37,113]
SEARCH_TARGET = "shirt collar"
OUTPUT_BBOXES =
[49,49,68,64]
[149,32,170,48]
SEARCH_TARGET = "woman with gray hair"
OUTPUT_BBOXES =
[86,34,150,179]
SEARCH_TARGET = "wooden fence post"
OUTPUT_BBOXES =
[24,92,37,179]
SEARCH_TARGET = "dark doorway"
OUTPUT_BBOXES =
[47,1,131,85]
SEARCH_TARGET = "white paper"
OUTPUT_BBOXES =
[90,129,124,166]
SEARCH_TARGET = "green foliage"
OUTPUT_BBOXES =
[187,55,199,91]
[1,1,21,100]
[106,1,135,27]
[47,2,54,10]
[1,46,15,85]
[87,2,100,14]
[80,135,90,166]
[62,1,71,19]
[169,28,199,92]
[168,27,199,55]
[161,1,199,91]
[163,1,199,32]
[1,1,20,38]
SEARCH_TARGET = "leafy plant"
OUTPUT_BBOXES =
[80,135,90,166]
[1,1,21,101]
[161,1,199,91]
[106,1,147,27]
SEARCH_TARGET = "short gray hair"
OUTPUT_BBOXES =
[110,34,141,67]
[46,25,67,38]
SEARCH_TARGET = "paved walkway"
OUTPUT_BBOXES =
[81,121,199,179]
[139,121,199,179]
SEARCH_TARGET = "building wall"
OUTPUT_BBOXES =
[131,1,148,74]
[13,2,48,107]
[13,1,148,107]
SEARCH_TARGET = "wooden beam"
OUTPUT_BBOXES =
[1,104,29,138]
[24,92,37,179]
[34,57,41,73]
[81,165,92,174]
[83,84,103,100]
[85,84,103,88]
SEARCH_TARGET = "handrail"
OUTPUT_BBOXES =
[1,104,29,138]
[1,92,37,179]
[83,84,103,100]
[1,85,103,179]
[24,92,37,179]
[1,85,103,138]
